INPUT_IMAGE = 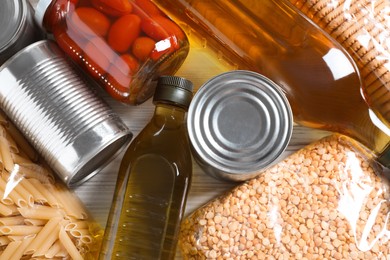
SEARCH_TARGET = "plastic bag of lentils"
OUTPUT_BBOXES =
[179,134,390,259]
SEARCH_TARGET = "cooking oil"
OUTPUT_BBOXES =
[100,76,193,259]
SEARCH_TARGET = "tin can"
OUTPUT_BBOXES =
[0,0,42,65]
[0,40,133,186]
[187,70,293,182]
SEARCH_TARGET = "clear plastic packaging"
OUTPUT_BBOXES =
[33,0,189,104]
[288,0,390,125]
[179,134,390,259]
[0,112,103,259]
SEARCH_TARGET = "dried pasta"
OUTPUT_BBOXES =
[0,120,103,259]
[0,216,24,226]
[0,241,21,260]
[24,219,48,227]
[59,226,83,260]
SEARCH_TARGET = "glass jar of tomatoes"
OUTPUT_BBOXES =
[32,0,189,104]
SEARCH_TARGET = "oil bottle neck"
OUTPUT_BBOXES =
[153,103,187,126]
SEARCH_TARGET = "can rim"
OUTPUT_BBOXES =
[64,120,132,187]
[0,40,53,72]
[0,0,28,52]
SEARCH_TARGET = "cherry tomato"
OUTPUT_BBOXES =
[150,37,176,61]
[108,54,139,80]
[105,73,132,101]
[44,0,75,32]
[133,0,162,17]
[84,37,116,79]
[53,26,86,65]
[141,15,185,44]
[90,0,133,17]
[119,54,140,74]
[71,7,111,37]
[106,53,141,101]
[132,37,156,61]
[76,0,92,7]
[154,15,185,41]
[108,14,141,52]
[106,61,136,101]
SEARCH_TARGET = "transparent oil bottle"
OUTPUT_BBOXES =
[100,76,193,259]
[153,0,390,168]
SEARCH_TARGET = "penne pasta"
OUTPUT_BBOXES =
[19,164,54,184]
[7,236,26,242]
[44,240,62,259]
[27,180,61,208]
[65,220,89,231]
[0,216,24,226]
[20,178,47,204]
[0,136,15,172]
[26,217,62,255]
[69,228,90,238]
[0,225,42,236]
[0,122,102,259]
[0,241,21,260]
[9,235,35,260]
[32,225,60,257]
[33,225,60,257]
[5,204,18,216]
[3,122,38,162]
[0,177,28,208]
[59,226,83,260]
[54,246,69,258]
[24,218,47,226]
[18,205,65,220]
[0,236,10,246]
[3,171,34,208]
[80,235,93,245]
[0,191,14,206]
[0,203,13,216]
[52,185,87,220]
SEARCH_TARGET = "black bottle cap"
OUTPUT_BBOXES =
[153,76,193,110]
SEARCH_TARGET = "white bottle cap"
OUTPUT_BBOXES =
[32,0,52,29]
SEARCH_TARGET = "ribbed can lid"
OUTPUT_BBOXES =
[153,76,194,109]
[187,70,293,182]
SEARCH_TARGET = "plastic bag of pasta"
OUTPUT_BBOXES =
[0,114,103,259]
[179,134,390,259]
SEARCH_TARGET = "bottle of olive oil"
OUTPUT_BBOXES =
[100,76,193,259]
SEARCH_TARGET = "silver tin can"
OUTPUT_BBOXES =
[0,0,42,65]
[187,70,293,182]
[0,40,132,186]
